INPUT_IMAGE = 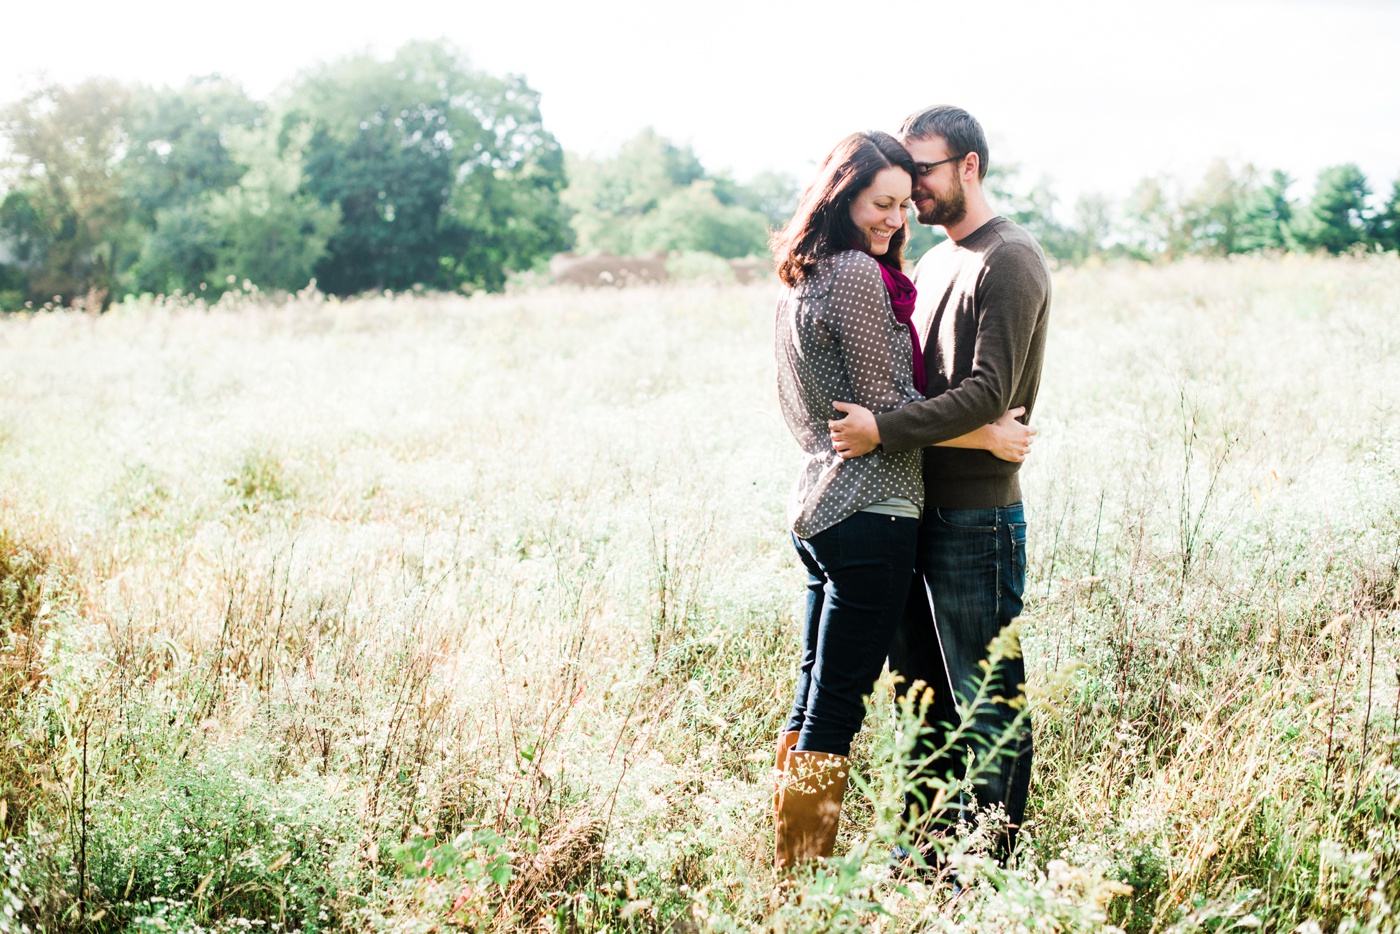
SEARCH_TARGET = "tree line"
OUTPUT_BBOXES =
[2,41,1398,312]
[994,160,1400,265]
[0,41,571,310]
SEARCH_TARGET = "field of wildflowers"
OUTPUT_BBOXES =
[0,254,1397,932]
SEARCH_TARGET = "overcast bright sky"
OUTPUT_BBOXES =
[5,0,1398,209]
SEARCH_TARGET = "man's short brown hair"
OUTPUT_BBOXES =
[899,105,989,181]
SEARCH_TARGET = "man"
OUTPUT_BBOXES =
[828,105,1051,862]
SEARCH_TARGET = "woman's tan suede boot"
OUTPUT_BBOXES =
[773,731,800,813]
[774,749,850,871]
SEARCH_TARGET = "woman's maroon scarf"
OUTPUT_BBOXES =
[878,261,925,394]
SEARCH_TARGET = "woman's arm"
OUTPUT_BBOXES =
[935,407,1037,462]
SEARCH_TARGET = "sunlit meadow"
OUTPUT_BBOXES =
[1,254,1397,933]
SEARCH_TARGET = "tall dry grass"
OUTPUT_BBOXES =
[0,254,1396,933]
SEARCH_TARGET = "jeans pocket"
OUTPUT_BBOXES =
[806,519,844,571]
[836,511,918,571]
[935,507,998,531]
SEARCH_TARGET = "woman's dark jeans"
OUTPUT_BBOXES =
[785,511,919,757]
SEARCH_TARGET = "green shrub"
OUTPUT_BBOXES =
[81,739,361,932]
[226,450,296,508]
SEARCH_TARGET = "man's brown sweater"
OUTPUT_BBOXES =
[874,216,1051,509]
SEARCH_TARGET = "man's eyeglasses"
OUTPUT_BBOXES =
[913,155,964,177]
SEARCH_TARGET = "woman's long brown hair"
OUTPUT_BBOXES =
[770,131,916,287]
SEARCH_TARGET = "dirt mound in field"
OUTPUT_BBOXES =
[726,257,771,284]
[549,252,669,288]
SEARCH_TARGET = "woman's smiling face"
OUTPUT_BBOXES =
[848,166,912,256]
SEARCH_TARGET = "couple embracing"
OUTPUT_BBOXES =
[770,106,1051,873]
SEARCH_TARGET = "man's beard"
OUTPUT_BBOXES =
[915,176,967,227]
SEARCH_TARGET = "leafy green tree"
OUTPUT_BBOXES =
[120,78,277,296]
[1009,181,1078,264]
[124,199,222,297]
[1067,193,1113,263]
[128,125,340,297]
[563,128,708,254]
[122,77,264,230]
[207,127,341,293]
[0,79,134,305]
[1182,159,1251,256]
[439,92,570,291]
[0,202,30,309]
[0,188,47,283]
[632,180,769,258]
[1368,176,1400,252]
[725,170,798,230]
[1237,169,1294,252]
[1120,176,1193,260]
[562,128,777,259]
[985,163,1090,265]
[1291,163,1371,253]
[286,40,568,294]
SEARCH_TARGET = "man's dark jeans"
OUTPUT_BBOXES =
[888,502,1031,859]
[786,511,919,758]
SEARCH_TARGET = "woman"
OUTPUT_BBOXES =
[770,131,1031,870]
